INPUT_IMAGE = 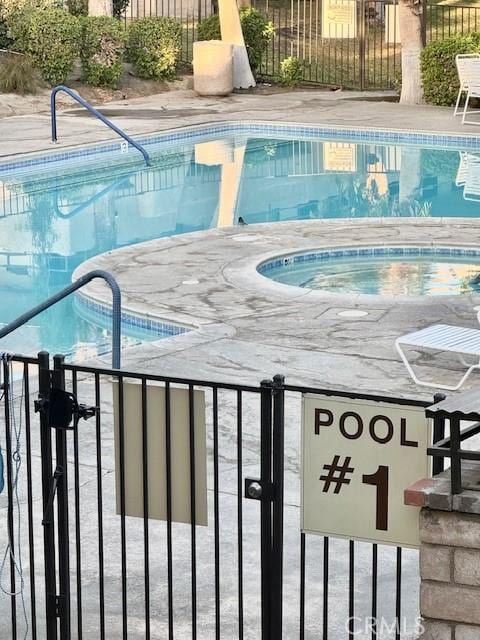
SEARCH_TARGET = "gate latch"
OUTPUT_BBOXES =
[245,478,274,501]
[35,388,97,430]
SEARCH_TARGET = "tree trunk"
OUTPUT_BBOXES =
[218,0,255,88]
[398,0,424,105]
[89,0,113,16]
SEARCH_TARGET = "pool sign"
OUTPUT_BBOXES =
[302,394,431,548]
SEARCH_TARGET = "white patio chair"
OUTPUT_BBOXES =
[454,53,480,117]
[396,313,480,391]
[461,57,480,125]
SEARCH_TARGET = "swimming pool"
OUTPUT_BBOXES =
[0,123,479,358]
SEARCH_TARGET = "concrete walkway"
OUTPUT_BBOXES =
[0,88,479,160]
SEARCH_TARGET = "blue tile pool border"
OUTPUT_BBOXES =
[1,120,480,176]
[76,293,191,339]
[258,245,480,276]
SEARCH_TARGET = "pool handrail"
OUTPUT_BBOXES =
[50,85,151,167]
[0,270,122,369]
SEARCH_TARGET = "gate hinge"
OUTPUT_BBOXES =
[245,478,275,501]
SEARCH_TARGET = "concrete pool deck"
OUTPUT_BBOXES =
[76,217,480,399]
[1,87,480,160]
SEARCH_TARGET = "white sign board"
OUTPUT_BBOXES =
[113,381,208,526]
[302,394,431,548]
[322,0,357,39]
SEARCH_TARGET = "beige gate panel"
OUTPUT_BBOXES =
[114,381,207,525]
[302,394,431,548]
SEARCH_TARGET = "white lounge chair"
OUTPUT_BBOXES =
[461,57,480,125]
[396,318,480,391]
[454,53,480,117]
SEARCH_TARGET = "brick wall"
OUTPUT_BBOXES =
[420,509,480,640]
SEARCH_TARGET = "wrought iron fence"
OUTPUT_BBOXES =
[0,352,429,639]
[122,0,480,90]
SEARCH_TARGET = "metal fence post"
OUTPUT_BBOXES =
[52,355,71,639]
[259,379,273,640]
[432,393,446,476]
[38,352,58,640]
[271,375,285,640]
[257,376,286,640]
[450,416,462,494]
[358,0,366,90]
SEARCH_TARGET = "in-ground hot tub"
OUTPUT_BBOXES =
[257,246,480,296]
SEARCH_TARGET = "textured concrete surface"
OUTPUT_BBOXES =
[1,88,480,160]
[76,218,480,397]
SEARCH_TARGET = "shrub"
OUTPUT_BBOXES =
[196,13,220,41]
[240,7,273,73]
[421,33,480,106]
[81,16,124,87]
[279,55,303,86]
[10,8,81,85]
[126,17,181,80]
[197,8,273,75]
[0,0,55,22]
[66,0,87,16]
[0,0,56,47]
[0,53,42,93]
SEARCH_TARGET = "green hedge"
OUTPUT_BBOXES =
[197,8,274,75]
[421,33,480,106]
[81,16,125,88]
[126,17,182,80]
[10,8,81,85]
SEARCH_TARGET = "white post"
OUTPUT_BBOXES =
[88,0,113,16]
[218,0,255,89]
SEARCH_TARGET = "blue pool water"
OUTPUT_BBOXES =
[0,125,479,358]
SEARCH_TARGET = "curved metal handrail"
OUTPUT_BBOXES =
[51,85,151,166]
[0,270,122,369]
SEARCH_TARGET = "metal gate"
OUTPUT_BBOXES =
[124,0,480,89]
[0,352,427,639]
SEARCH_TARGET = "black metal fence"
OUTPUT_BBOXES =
[0,351,433,639]
[427,390,480,495]
[123,0,480,89]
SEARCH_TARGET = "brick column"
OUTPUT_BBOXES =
[405,467,480,640]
